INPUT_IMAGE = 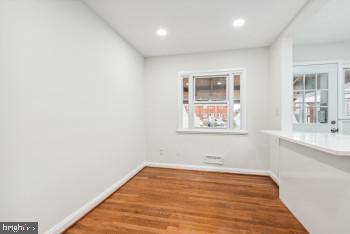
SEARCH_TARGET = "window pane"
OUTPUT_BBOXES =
[293,91,304,104]
[293,103,303,123]
[293,75,304,90]
[305,105,316,123]
[193,104,228,128]
[345,70,350,84]
[318,106,328,124]
[195,77,226,101]
[182,78,189,128]
[305,74,316,90]
[345,93,350,116]
[317,73,328,89]
[305,91,316,104]
[316,90,328,106]
[344,70,350,116]
[233,75,241,129]
[183,78,189,103]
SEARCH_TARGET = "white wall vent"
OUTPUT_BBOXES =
[204,155,224,165]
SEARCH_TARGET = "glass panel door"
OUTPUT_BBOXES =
[293,64,338,132]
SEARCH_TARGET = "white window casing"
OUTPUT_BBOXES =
[177,68,247,135]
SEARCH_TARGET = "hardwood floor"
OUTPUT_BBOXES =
[65,167,308,234]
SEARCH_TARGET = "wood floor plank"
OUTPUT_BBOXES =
[65,167,308,234]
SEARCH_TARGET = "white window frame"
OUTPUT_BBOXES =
[177,68,247,135]
[339,61,350,120]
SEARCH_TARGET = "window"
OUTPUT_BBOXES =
[293,72,329,124]
[344,69,350,116]
[178,69,245,133]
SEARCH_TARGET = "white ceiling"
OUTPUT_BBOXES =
[83,0,308,57]
[294,0,350,45]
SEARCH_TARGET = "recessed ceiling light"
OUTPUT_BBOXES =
[156,28,168,37]
[232,18,245,28]
[217,82,223,85]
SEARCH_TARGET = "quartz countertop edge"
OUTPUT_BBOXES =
[261,130,350,156]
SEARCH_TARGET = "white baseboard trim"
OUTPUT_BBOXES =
[144,162,270,176]
[45,162,146,234]
[269,171,280,186]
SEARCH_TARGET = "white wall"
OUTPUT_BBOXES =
[270,37,294,132]
[0,0,145,232]
[268,37,294,179]
[145,48,270,170]
[294,40,350,62]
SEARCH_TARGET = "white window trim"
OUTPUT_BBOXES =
[176,128,248,135]
[339,61,350,120]
[177,68,247,135]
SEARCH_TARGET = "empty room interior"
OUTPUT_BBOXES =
[2,0,350,233]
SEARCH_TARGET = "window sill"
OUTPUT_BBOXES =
[176,128,248,135]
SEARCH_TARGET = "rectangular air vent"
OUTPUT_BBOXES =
[204,155,224,165]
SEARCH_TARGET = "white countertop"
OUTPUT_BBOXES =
[262,130,350,156]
